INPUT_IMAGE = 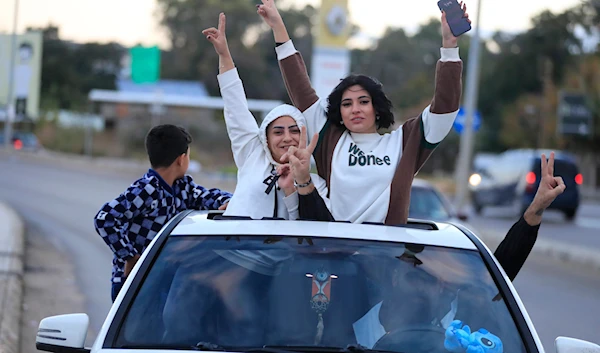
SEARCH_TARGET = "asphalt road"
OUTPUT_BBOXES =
[467,203,600,249]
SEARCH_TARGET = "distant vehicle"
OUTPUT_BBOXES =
[410,178,468,223]
[0,130,41,151]
[35,210,599,353]
[468,149,581,220]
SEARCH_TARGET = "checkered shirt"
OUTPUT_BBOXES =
[94,170,232,283]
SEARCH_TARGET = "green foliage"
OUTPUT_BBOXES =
[30,26,125,111]
[34,0,599,161]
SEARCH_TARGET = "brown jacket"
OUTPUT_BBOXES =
[280,50,462,224]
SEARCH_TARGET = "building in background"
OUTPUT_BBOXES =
[0,31,43,121]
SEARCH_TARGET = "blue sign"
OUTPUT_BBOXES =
[453,107,481,134]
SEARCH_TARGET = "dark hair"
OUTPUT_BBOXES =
[19,42,33,52]
[326,74,394,129]
[145,124,192,168]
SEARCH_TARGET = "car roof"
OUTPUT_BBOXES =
[502,148,577,163]
[411,178,434,188]
[169,211,478,251]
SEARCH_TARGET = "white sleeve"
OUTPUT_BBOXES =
[218,68,262,168]
[304,100,329,144]
[281,173,331,221]
[312,173,331,212]
[276,40,328,138]
[421,106,458,144]
[283,192,299,220]
[422,47,461,144]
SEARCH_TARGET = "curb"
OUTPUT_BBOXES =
[476,228,600,273]
[0,203,25,353]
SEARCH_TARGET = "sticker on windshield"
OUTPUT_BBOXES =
[444,320,503,353]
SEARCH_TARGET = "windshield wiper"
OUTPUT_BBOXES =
[118,342,226,351]
[194,342,227,351]
[249,345,396,353]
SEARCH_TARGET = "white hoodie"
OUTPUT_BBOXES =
[218,68,329,220]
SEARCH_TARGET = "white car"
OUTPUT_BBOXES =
[409,179,469,224]
[36,211,599,353]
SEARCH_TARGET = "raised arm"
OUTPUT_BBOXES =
[257,0,327,136]
[203,13,262,168]
[398,4,469,176]
[495,152,566,280]
[420,6,469,146]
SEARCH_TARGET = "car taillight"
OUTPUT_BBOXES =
[575,174,583,185]
[13,139,22,150]
[526,172,536,184]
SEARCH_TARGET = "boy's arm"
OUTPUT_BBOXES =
[93,182,153,261]
[183,176,232,210]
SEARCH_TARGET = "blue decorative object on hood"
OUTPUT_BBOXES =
[444,320,503,353]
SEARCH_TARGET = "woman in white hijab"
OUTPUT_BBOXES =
[203,13,329,220]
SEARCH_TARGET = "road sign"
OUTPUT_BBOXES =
[453,107,481,134]
[130,45,160,84]
[557,91,593,136]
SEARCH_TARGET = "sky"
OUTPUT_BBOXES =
[0,0,587,49]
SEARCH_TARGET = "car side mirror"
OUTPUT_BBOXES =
[556,337,600,353]
[36,314,90,353]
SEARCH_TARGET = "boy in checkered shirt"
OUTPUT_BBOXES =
[94,124,232,301]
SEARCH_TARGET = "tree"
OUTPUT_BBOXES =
[156,0,264,97]
[28,25,124,111]
[476,5,589,151]
[252,5,317,101]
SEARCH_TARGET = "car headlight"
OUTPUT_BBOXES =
[469,173,482,187]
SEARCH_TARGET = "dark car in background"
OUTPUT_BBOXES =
[409,178,468,223]
[468,149,582,220]
[0,130,41,151]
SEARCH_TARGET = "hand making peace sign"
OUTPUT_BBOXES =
[533,152,567,212]
[202,13,230,57]
[280,126,318,186]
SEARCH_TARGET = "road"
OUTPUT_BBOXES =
[467,203,600,249]
[1,154,599,352]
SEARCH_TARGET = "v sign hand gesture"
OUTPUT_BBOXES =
[256,0,290,43]
[256,0,284,29]
[202,13,231,57]
[280,126,318,193]
[524,152,567,225]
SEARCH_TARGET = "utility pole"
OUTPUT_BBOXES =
[4,0,20,149]
[538,57,553,149]
[454,0,483,213]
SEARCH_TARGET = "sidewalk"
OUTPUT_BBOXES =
[0,203,25,353]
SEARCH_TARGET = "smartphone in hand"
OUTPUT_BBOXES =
[437,0,472,37]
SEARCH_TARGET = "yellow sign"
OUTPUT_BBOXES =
[315,0,350,48]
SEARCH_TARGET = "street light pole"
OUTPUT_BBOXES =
[454,0,483,212]
[4,0,20,149]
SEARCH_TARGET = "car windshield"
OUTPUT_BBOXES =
[409,187,452,221]
[114,235,525,353]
